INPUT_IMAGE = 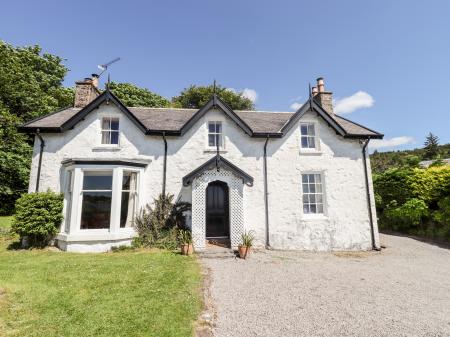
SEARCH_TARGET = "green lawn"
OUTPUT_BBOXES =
[0,216,12,229]
[0,228,202,337]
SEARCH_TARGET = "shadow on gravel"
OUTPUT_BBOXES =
[381,230,450,250]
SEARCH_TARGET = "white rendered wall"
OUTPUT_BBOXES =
[29,102,379,252]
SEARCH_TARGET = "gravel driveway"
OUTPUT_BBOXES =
[201,234,450,337]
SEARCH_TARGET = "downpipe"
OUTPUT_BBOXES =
[361,138,381,251]
[35,129,45,193]
[162,132,167,196]
[263,135,270,248]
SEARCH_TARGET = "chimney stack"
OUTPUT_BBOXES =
[314,77,333,114]
[74,74,100,108]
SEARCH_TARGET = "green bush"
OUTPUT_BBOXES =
[133,194,191,250]
[11,191,64,247]
[384,198,428,230]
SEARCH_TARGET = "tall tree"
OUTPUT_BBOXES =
[0,41,74,120]
[0,41,73,214]
[423,132,440,160]
[172,84,255,110]
[108,82,169,107]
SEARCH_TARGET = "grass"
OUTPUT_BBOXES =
[0,222,202,337]
[0,216,12,229]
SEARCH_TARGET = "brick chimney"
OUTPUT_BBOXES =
[314,77,333,114]
[74,74,100,108]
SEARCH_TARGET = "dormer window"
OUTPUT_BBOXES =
[101,117,119,145]
[208,121,223,148]
[300,122,317,149]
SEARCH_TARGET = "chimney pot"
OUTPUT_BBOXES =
[317,77,325,93]
[312,86,319,96]
[314,77,333,114]
[91,74,99,88]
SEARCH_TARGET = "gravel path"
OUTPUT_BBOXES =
[201,234,450,337]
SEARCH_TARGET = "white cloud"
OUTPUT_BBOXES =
[369,136,415,149]
[290,102,302,110]
[242,88,258,103]
[334,91,374,114]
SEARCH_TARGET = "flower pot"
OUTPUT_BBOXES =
[238,245,251,259]
[181,243,194,255]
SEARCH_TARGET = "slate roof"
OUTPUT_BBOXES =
[19,91,383,139]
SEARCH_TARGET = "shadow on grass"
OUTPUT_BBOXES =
[381,230,450,250]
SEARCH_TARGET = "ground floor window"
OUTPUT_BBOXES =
[302,173,324,214]
[81,171,113,229]
[63,166,141,233]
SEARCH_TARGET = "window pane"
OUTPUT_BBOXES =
[308,137,315,148]
[208,122,216,133]
[216,122,222,133]
[315,174,322,183]
[317,204,324,213]
[102,118,110,130]
[310,204,317,213]
[301,137,308,148]
[303,204,310,214]
[101,131,110,144]
[307,124,315,136]
[302,183,309,193]
[80,192,111,229]
[208,134,216,147]
[110,131,119,145]
[83,172,113,190]
[302,175,308,183]
[300,125,308,135]
[120,192,136,228]
[110,118,119,130]
[216,134,222,147]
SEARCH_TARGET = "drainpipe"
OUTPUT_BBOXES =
[35,129,45,192]
[263,135,270,248]
[162,132,167,197]
[361,138,380,251]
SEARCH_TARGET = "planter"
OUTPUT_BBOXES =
[238,245,251,259]
[181,243,194,255]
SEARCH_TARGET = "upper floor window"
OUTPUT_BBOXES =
[302,173,324,214]
[300,123,317,149]
[101,117,119,145]
[208,121,223,148]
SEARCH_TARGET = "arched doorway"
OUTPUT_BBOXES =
[205,181,230,240]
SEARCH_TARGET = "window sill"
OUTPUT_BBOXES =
[299,149,322,156]
[301,214,328,221]
[92,146,121,152]
[204,149,228,154]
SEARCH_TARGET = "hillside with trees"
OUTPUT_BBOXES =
[371,135,450,242]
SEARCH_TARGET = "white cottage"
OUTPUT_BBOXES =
[20,76,383,253]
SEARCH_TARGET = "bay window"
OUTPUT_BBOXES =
[63,165,141,234]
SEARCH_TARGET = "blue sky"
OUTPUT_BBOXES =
[1,0,449,151]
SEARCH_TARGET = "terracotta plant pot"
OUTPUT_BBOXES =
[238,245,251,259]
[181,243,194,255]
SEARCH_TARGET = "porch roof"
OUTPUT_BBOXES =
[182,155,254,187]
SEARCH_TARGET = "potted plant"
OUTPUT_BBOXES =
[238,230,255,259]
[178,229,194,255]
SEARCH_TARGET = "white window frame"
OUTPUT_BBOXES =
[63,165,143,238]
[62,170,74,233]
[299,122,320,153]
[206,120,225,151]
[100,116,120,146]
[301,172,327,217]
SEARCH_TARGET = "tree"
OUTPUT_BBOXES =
[0,41,73,121]
[423,132,440,160]
[0,41,73,214]
[172,84,255,110]
[108,82,170,107]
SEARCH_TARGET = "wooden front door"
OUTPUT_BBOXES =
[206,181,229,238]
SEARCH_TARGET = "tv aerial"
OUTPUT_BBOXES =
[97,57,121,77]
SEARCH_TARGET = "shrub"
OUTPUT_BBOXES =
[11,191,64,247]
[133,194,191,250]
[384,198,428,230]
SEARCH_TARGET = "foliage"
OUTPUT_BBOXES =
[375,165,450,242]
[0,236,201,337]
[423,132,440,160]
[384,199,428,230]
[133,194,191,249]
[11,191,64,246]
[0,41,74,215]
[240,230,256,247]
[172,84,255,110]
[178,229,193,244]
[0,40,73,121]
[0,107,32,214]
[370,143,450,174]
[108,81,170,107]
